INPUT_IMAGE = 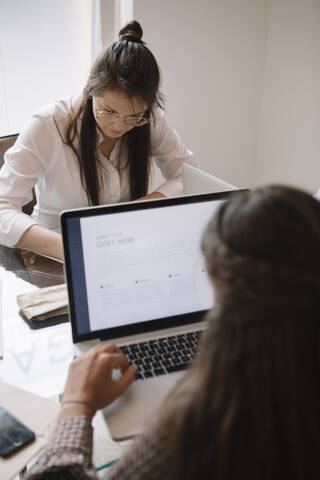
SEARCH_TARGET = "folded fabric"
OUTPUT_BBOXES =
[17,283,68,321]
[30,305,69,322]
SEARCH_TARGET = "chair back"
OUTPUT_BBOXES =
[0,134,36,215]
[0,134,18,168]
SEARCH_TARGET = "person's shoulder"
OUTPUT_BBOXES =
[32,92,83,125]
[17,93,84,145]
[150,108,167,133]
[52,92,83,119]
[152,107,165,122]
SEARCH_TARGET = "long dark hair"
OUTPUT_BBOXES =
[62,20,164,205]
[154,186,320,480]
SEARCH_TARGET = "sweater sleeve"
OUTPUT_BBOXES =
[25,416,172,480]
[25,416,96,480]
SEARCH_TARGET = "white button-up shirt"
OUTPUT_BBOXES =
[0,94,198,247]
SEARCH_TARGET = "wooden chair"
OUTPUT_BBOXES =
[0,134,36,215]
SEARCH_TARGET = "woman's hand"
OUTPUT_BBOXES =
[137,191,165,201]
[59,344,137,421]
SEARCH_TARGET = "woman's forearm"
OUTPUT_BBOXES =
[15,224,64,261]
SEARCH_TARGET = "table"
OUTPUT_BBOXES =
[0,246,131,478]
[0,246,71,398]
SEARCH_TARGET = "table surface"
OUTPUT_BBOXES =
[0,246,131,476]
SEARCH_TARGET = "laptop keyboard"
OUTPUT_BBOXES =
[121,330,202,380]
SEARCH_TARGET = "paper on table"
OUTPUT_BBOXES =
[0,381,59,479]
[17,283,68,320]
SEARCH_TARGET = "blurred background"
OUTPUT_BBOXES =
[1,0,319,192]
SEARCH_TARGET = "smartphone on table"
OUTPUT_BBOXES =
[0,405,35,457]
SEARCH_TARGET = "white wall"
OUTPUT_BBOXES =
[134,0,268,188]
[134,0,320,192]
[2,1,319,192]
[0,0,92,136]
[101,0,116,46]
[255,0,320,192]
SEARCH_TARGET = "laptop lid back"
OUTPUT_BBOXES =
[183,163,237,194]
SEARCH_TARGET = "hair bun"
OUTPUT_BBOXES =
[119,20,143,43]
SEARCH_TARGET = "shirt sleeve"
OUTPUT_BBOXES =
[25,416,96,480]
[0,111,56,247]
[314,189,320,200]
[25,416,172,480]
[150,110,199,197]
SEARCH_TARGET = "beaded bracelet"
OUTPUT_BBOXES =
[61,399,97,414]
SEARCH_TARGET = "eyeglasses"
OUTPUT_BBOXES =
[94,109,149,127]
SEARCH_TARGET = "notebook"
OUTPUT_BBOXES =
[60,191,247,439]
[183,162,237,194]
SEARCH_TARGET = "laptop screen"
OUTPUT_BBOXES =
[61,192,245,343]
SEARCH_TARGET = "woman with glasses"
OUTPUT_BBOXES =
[0,21,197,261]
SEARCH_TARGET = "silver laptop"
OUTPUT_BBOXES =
[61,192,246,439]
[183,162,237,194]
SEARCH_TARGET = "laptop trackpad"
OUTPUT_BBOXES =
[102,372,182,441]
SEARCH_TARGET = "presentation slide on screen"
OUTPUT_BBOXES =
[80,201,222,332]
